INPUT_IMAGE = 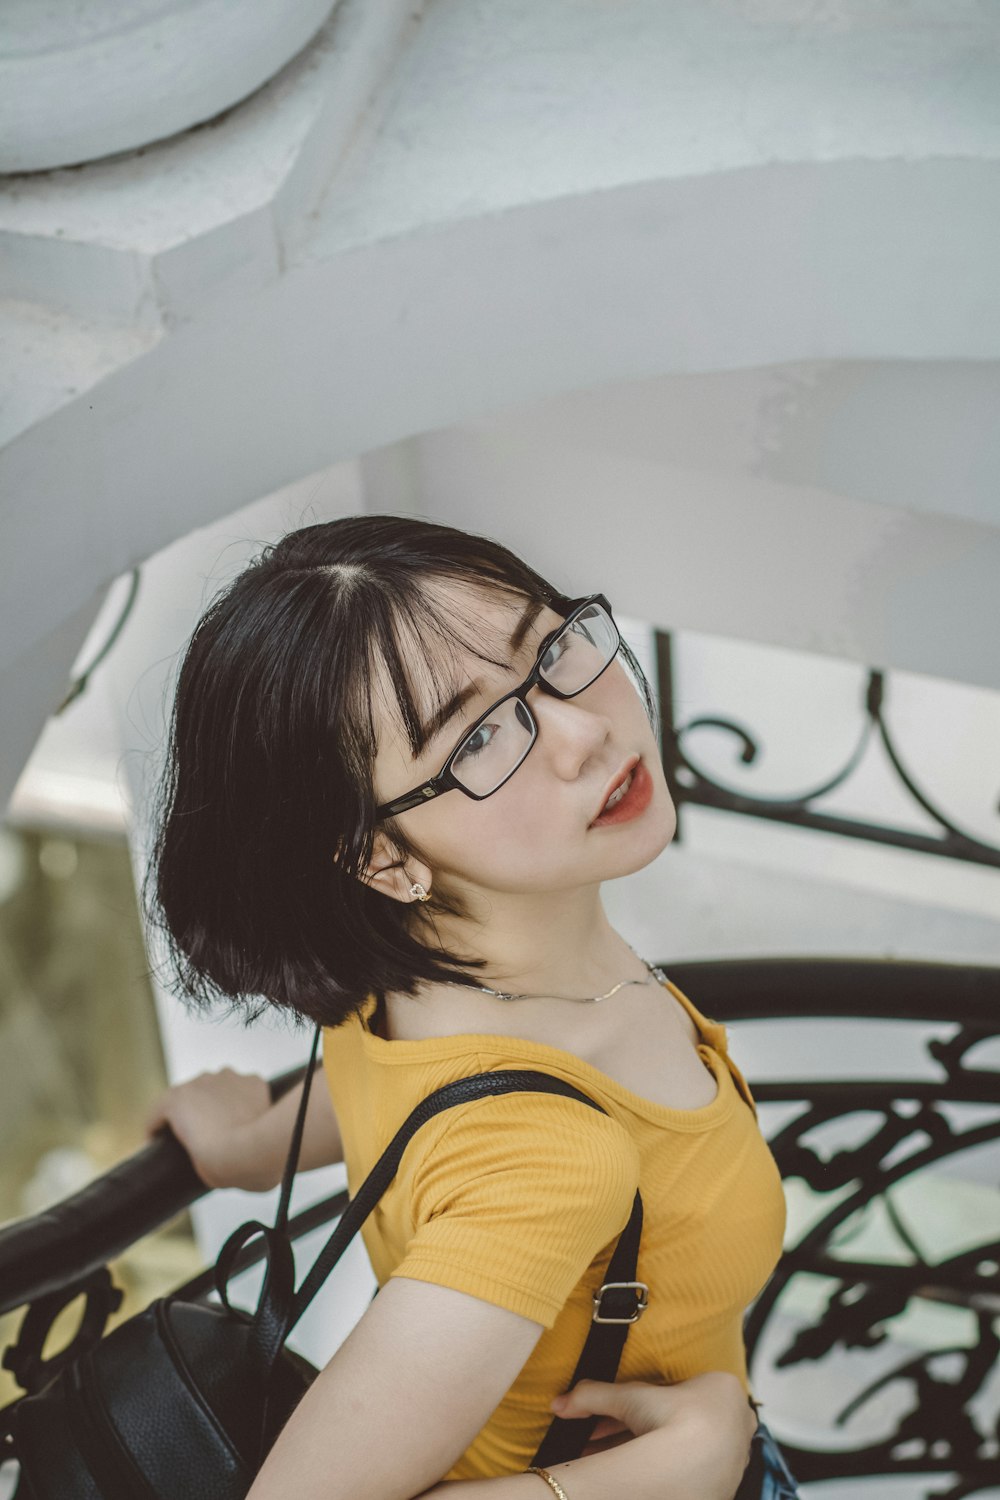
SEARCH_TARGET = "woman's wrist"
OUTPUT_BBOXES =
[419,1403,750,1500]
[235,1071,340,1192]
[418,1424,704,1500]
[526,1467,571,1499]
[211,1115,284,1192]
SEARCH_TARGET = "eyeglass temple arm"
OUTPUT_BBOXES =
[377,783,441,818]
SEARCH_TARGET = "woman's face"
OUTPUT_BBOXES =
[370,580,677,905]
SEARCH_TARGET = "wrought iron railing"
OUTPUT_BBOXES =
[668,957,1000,1498]
[654,631,1000,869]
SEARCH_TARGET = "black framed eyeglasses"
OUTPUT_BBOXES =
[375,593,620,821]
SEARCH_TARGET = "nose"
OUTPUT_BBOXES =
[526,681,612,780]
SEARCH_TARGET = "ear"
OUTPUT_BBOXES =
[360,830,432,906]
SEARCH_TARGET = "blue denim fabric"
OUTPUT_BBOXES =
[754,1420,800,1498]
[734,1410,801,1499]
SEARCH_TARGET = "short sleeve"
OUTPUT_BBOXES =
[389,1088,640,1329]
[704,1020,759,1120]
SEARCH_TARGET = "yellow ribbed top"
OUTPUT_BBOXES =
[321,975,787,1481]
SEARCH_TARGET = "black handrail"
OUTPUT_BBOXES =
[0,1060,318,1316]
[662,954,1000,1021]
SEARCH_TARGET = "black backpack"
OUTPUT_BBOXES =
[1,1023,647,1498]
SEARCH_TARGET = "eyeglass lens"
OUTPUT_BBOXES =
[450,603,618,796]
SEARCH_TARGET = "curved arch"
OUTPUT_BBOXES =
[2,156,999,804]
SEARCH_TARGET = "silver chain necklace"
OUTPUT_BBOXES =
[464,941,669,1004]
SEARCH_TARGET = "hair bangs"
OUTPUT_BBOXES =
[368,577,547,761]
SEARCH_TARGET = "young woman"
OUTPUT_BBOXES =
[143,514,787,1500]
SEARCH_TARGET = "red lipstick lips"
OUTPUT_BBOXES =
[589,755,651,828]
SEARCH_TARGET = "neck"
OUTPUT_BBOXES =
[420,884,648,1003]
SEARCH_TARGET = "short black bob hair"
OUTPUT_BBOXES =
[142,514,657,1034]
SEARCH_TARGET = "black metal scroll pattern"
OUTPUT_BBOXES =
[1,1267,124,1397]
[742,1018,1000,1496]
[654,632,1000,869]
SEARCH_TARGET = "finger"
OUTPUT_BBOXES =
[551,1380,628,1419]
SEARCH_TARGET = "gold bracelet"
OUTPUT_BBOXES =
[526,1465,572,1500]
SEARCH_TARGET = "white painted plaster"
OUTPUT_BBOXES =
[0,0,340,173]
[0,588,106,801]
[445,363,1000,532]
[408,403,1000,688]
[2,0,997,328]
[302,0,1000,256]
[0,0,421,321]
[4,163,1000,664]
[6,152,1000,457]
[6,578,133,835]
[0,299,160,434]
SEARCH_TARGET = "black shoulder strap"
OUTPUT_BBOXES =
[529,1183,644,1466]
[245,1027,645,1466]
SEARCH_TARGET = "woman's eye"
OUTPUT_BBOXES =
[457,722,498,761]
[540,632,571,674]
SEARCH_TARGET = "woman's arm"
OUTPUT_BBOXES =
[244,1065,343,1184]
[244,1276,755,1500]
[144,1063,343,1190]
[418,1374,756,1500]
[419,1431,741,1500]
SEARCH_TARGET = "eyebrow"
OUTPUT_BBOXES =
[419,597,547,747]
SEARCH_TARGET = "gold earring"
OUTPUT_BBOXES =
[409,882,430,903]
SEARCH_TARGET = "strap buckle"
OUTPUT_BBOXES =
[591,1280,649,1324]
